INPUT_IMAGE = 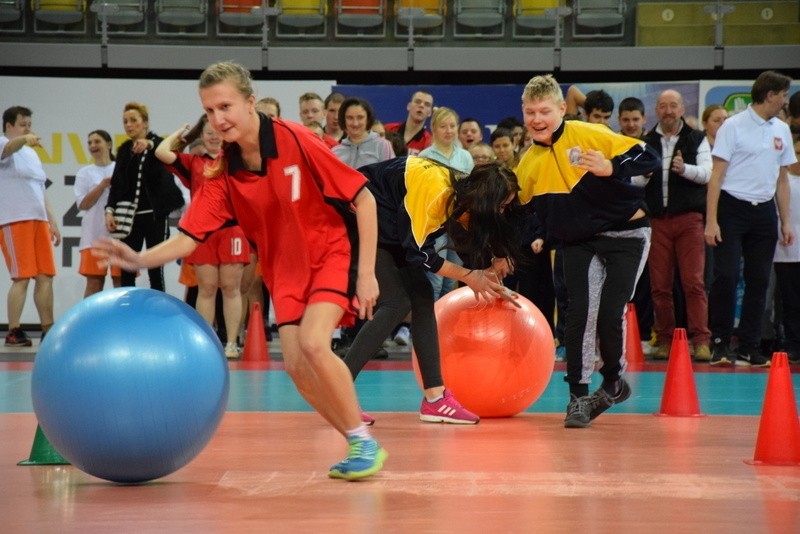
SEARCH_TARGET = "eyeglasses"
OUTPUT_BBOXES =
[472,155,493,162]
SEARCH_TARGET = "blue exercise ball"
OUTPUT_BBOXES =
[32,287,229,483]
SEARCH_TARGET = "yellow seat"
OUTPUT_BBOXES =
[637,1,800,46]
[636,2,714,46]
[723,1,800,45]
[723,0,798,25]
[725,23,800,45]
[513,0,567,40]
[33,0,87,33]
[395,0,445,38]
[276,0,327,36]
[515,0,560,29]
[33,0,85,25]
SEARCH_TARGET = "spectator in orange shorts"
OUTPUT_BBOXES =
[74,129,122,297]
[1,106,60,347]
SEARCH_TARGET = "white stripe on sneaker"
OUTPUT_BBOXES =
[438,406,457,417]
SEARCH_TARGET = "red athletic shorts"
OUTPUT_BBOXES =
[266,247,357,328]
[188,226,251,266]
[0,220,56,279]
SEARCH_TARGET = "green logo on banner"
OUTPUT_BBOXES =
[722,93,752,114]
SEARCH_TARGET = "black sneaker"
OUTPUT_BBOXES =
[372,348,389,360]
[736,343,771,368]
[586,379,632,421]
[710,338,733,366]
[564,395,591,428]
[4,327,32,347]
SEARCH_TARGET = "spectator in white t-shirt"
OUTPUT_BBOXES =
[0,106,61,347]
[75,129,120,297]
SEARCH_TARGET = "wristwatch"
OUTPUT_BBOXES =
[105,207,115,215]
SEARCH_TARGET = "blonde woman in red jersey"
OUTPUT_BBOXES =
[96,61,386,481]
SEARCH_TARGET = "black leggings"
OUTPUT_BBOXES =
[344,247,443,390]
[120,212,169,291]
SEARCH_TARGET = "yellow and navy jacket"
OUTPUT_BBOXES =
[516,120,661,244]
[359,156,462,272]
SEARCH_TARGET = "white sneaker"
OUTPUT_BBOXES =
[393,325,411,346]
[224,342,240,359]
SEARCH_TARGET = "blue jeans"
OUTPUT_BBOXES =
[426,234,462,301]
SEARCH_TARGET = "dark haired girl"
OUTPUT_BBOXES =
[345,156,523,425]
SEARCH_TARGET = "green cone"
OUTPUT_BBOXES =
[17,425,70,466]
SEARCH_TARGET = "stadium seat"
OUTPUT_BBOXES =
[335,0,385,38]
[91,0,147,34]
[636,1,799,47]
[723,1,800,45]
[0,0,25,27]
[275,0,327,37]
[453,0,506,38]
[571,0,625,39]
[395,0,445,39]
[513,0,567,40]
[217,0,267,37]
[636,2,714,46]
[33,0,86,33]
[155,0,207,35]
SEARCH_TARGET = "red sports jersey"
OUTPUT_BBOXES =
[166,152,248,267]
[384,122,432,156]
[167,152,213,197]
[178,117,368,326]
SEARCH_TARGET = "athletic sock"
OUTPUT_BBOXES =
[569,384,589,398]
[345,424,371,441]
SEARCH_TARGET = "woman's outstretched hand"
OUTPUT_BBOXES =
[464,268,521,308]
[92,237,141,272]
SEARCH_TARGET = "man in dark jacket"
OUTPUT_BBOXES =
[639,90,712,361]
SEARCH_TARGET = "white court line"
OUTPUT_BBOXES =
[218,471,800,500]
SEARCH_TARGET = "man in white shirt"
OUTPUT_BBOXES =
[705,71,797,367]
[0,106,60,346]
[640,90,713,361]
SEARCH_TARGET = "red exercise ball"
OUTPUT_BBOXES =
[413,287,555,418]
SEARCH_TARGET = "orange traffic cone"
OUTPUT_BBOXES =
[242,302,269,362]
[655,328,705,417]
[624,303,645,369]
[745,352,800,466]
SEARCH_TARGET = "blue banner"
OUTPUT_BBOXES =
[334,81,702,137]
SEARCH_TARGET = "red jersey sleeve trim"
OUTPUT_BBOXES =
[347,182,368,204]
[178,226,206,243]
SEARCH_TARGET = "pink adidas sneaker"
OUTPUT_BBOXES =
[361,410,375,426]
[419,389,479,424]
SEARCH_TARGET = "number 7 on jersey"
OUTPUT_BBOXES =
[284,165,301,202]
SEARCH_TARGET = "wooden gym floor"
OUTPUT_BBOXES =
[2,339,800,533]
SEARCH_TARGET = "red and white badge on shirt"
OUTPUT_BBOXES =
[774,137,783,151]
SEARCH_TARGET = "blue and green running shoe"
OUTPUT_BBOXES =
[328,437,388,481]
